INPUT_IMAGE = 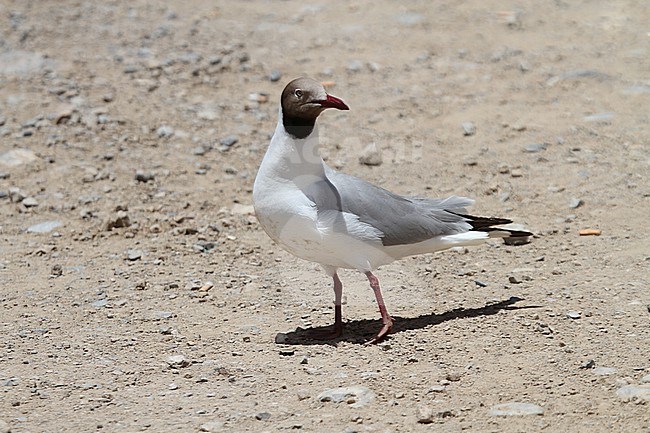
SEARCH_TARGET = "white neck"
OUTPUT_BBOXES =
[259,115,327,185]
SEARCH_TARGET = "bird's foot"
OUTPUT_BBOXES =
[365,317,393,345]
[304,323,344,341]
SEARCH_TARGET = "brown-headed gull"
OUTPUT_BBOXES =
[253,77,531,343]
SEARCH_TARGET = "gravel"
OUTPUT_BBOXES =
[1,2,648,432]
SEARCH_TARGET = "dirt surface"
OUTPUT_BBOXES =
[1,1,649,432]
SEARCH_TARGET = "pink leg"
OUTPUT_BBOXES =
[365,271,393,344]
[306,273,344,340]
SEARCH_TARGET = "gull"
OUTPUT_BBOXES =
[253,77,531,343]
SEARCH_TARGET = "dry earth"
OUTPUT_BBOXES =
[1,1,649,432]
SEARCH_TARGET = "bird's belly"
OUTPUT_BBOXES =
[255,204,348,267]
[255,199,392,270]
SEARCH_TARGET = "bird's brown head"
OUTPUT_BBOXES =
[280,77,349,139]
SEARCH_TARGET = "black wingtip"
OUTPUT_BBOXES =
[450,211,533,238]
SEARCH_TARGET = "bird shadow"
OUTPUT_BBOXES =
[276,296,540,346]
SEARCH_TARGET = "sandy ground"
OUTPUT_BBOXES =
[1,1,649,432]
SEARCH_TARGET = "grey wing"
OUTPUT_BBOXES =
[303,168,474,246]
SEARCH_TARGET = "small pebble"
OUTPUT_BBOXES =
[135,170,155,182]
[126,249,143,261]
[523,143,547,153]
[584,112,614,123]
[593,367,618,376]
[566,311,581,320]
[346,59,364,73]
[269,70,282,82]
[27,220,62,234]
[461,122,476,136]
[416,405,434,424]
[569,198,584,209]
[489,402,544,416]
[616,384,650,402]
[428,385,446,393]
[156,125,174,138]
[167,355,190,369]
[200,421,225,432]
[9,187,26,203]
[50,264,63,277]
[248,92,268,103]
[580,359,596,369]
[123,64,139,74]
[54,104,75,124]
[0,140,39,161]
[220,135,238,148]
[255,412,271,421]
[220,135,238,147]
[105,211,131,230]
[358,142,382,166]
[22,197,39,207]
[510,168,524,178]
[92,299,108,308]
[367,61,381,72]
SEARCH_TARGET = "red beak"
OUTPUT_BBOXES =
[318,94,349,110]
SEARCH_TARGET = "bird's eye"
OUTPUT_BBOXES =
[294,89,303,98]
